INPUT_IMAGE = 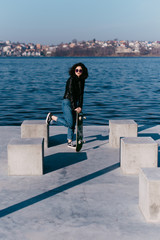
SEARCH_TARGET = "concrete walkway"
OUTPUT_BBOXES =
[0,124,160,240]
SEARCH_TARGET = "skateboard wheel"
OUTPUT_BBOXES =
[83,140,86,143]
[78,140,82,144]
[79,116,82,120]
[83,116,86,119]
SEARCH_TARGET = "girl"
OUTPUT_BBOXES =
[46,62,88,148]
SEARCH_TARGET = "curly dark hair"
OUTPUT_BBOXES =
[69,62,88,79]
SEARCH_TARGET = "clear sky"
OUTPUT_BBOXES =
[1,0,160,45]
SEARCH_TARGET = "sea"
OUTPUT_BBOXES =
[1,56,160,126]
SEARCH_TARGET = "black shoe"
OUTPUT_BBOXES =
[67,141,76,149]
[46,112,52,125]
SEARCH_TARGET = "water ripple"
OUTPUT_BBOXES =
[1,57,160,126]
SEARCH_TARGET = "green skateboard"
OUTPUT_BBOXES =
[76,112,85,152]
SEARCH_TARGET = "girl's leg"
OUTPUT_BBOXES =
[50,99,76,141]
[66,110,76,141]
[62,99,76,141]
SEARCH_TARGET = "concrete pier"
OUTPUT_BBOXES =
[8,138,44,176]
[21,120,49,148]
[109,119,138,148]
[1,124,160,239]
[139,168,160,222]
[121,137,158,175]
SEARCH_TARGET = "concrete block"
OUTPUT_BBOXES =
[109,120,137,148]
[21,120,49,148]
[8,138,44,176]
[121,137,158,175]
[139,168,160,222]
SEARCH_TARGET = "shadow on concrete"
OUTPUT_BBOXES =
[49,133,108,152]
[158,147,160,167]
[49,134,67,147]
[0,162,120,218]
[82,134,109,151]
[49,133,108,147]
[44,152,87,174]
[85,134,109,144]
[138,133,160,141]
[138,125,157,132]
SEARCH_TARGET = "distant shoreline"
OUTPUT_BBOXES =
[1,40,160,57]
[1,55,160,58]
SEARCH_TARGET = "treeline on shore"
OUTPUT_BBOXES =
[44,45,160,57]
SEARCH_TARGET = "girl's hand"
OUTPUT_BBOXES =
[75,107,82,113]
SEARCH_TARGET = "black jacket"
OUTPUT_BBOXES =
[63,76,85,110]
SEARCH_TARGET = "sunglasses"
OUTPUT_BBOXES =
[75,69,83,73]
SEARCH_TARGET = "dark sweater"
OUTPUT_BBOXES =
[63,76,85,110]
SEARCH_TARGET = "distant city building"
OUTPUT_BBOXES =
[6,40,11,45]
[36,44,41,50]
[1,39,160,57]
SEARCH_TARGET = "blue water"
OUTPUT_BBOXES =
[0,57,160,126]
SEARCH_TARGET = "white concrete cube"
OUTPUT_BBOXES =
[121,137,158,175]
[139,168,160,222]
[21,120,49,148]
[109,120,137,148]
[8,138,44,176]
